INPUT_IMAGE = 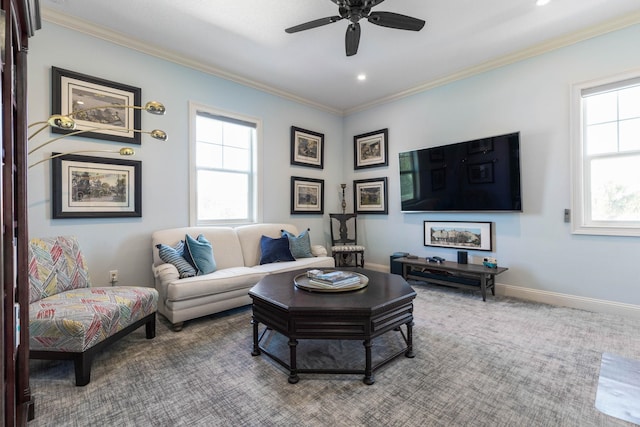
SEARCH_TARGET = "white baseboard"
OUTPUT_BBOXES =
[368,261,640,319]
[496,283,640,319]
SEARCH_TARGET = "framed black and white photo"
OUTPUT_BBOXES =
[354,128,388,169]
[353,177,388,214]
[52,153,142,219]
[291,176,324,214]
[424,221,492,251]
[290,126,324,169]
[51,67,143,144]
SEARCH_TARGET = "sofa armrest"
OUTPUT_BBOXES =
[311,245,328,257]
[152,262,180,283]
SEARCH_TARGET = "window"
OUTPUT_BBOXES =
[571,73,640,236]
[189,103,261,225]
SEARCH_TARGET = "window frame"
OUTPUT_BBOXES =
[570,71,640,237]
[188,101,263,226]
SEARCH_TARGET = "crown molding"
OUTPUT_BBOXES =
[344,11,640,115]
[40,8,343,116]
[42,8,640,117]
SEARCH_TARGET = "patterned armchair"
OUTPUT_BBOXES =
[28,236,158,386]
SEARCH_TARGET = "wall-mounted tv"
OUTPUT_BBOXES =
[399,132,522,212]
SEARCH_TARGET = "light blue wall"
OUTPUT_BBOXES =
[344,24,640,304]
[27,23,344,287]
[27,21,640,306]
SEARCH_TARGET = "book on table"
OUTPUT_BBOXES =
[307,270,361,288]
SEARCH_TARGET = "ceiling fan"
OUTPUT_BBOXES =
[285,0,426,57]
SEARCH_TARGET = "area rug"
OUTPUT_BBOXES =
[28,283,640,426]
[595,352,640,424]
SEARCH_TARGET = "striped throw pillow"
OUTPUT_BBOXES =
[156,241,197,278]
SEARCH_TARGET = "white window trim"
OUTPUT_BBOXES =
[188,101,263,226]
[570,70,640,237]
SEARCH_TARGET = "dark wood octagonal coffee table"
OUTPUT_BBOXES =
[249,268,416,385]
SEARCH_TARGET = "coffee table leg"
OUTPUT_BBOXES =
[363,339,375,385]
[251,317,260,356]
[405,321,415,358]
[288,338,299,384]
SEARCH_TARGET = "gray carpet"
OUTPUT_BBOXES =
[28,282,640,427]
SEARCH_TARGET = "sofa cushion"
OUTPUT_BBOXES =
[235,223,299,267]
[152,226,245,270]
[156,241,197,279]
[252,256,335,274]
[282,228,314,259]
[185,234,216,275]
[165,267,267,301]
[259,235,296,264]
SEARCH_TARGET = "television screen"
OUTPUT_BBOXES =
[399,132,522,212]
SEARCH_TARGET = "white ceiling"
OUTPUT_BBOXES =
[41,0,640,115]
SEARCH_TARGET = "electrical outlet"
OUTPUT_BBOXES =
[109,270,118,284]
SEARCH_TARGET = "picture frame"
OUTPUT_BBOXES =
[354,128,388,169]
[290,126,324,169]
[291,176,324,214]
[51,67,143,144]
[468,162,494,184]
[52,153,142,219]
[424,221,493,251]
[353,177,388,214]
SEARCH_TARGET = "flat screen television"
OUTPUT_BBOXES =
[399,132,522,212]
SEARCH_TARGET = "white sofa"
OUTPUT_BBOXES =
[151,223,335,330]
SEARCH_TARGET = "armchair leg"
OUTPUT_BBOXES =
[145,314,156,339]
[74,352,92,386]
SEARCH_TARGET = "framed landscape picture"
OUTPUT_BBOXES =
[291,176,324,214]
[290,126,324,169]
[353,177,388,214]
[354,128,388,169]
[52,153,142,219]
[51,67,142,144]
[424,221,492,251]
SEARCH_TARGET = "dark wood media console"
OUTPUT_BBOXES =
[393,257,508,301]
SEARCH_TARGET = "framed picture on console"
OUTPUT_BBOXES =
[354,128,388,169]
[424,221,492,251]
[51,67,143,144]
[290,126,324,169]
[353,177,388,214]
[291,176,324,214]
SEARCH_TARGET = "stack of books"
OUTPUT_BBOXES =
[307,270,361,289]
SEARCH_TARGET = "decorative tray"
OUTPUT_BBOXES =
[294,271,369,293]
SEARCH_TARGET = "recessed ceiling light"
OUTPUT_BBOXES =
[357,74,367,81]
[536,0,550,5]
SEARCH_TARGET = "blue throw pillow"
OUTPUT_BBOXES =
[156,241,197,278]
[281,228,314,259]
[259,235,296,265]
[184,234,217,275]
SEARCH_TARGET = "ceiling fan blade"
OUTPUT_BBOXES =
[367,11,425,31]
[331,0,386,5]
[285,16,343,33]
[345,22,361,56]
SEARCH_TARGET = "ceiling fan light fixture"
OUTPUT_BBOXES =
[286,0,425,56]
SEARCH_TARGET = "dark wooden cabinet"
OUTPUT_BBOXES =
[1,1,39,425]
